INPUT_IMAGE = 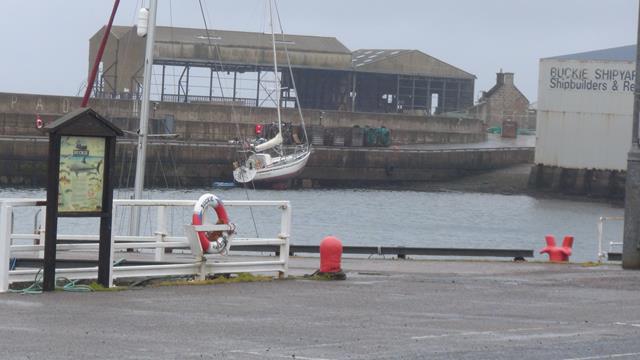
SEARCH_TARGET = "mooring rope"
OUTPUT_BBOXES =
[9,268,94,294]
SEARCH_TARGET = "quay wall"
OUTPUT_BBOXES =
[528,164,626,200]
[0,92,485,145]
[0,137,533,187]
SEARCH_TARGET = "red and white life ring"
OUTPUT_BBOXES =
[192,193,232,253]
[35,115,44,129]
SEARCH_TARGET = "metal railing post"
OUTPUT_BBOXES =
[597,217,605,262]
[0,205,12,292]
[109,203,117,288]
[155,206,167,261]
[38,207,46,259]
[278,201,291,279]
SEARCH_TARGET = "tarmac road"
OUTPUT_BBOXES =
[1,258,639,359]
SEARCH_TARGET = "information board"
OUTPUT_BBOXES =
[58,135,106,213]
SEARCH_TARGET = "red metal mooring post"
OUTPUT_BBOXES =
[81,0,121,107]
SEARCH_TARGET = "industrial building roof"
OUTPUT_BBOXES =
[153,26,351,55]
[104,25,351,55]
[352,49,410,67]
[352,49,475,79]
[94,25,353,71]
[545,45,635,62]
[92,26,475,77]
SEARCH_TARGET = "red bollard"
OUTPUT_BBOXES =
[318,236,346,280]
[540,235,574,262]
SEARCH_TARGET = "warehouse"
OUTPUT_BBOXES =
[530,45,635,198]
[89,26,474,114]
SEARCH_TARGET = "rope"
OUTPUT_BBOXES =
[9,269,94,294]
[273,0,310,147]
[197,0,261,238]
[9,259,129,294]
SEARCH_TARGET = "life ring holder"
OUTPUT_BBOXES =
[192,193,234,254]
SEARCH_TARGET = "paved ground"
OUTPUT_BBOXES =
[1,257,640,360]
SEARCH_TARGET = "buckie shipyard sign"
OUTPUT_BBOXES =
[548,66,636,92]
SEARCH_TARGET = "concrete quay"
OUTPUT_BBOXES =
[1,257,639,359]
[0,135,533,187]
[0,92,485,146]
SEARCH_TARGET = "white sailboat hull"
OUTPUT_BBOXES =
[234,150,310,184]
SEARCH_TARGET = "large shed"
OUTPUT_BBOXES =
[351,49,475,114]
[530,45,635,198]
[535,45,635,171]
[89,26,474,114]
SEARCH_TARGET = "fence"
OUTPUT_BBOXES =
[0,198,291,292]
[597,216,624,262]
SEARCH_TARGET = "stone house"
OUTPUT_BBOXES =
[468,72,533,129]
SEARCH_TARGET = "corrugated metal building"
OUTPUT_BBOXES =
[535,45,635,170]
[89,26,474,114]
[351,49,474,114]
[531,45,635,198]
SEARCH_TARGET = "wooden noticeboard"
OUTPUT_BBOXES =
[42,108,123,291]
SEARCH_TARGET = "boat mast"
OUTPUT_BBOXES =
[268,0,282,138]
[131,0,158,235]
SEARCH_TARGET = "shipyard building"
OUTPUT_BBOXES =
[530,45,635,198]
[89,26,475,115]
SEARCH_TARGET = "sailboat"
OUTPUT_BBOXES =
[232,0,311,186]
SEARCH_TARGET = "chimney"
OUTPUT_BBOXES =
[497,71,514,86]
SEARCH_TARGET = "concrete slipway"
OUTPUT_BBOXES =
[1,257,639,360]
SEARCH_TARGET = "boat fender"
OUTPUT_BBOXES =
[192,193,233,254]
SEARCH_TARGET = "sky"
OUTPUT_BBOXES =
[0,0,637,103]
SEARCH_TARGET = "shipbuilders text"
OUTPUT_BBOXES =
[548,66,635,92]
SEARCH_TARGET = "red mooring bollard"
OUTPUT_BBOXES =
[318,236,346,279]
[540,235,574,262]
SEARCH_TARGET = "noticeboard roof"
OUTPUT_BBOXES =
[44,107,124,137]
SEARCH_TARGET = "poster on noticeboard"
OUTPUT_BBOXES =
[58,136,106,213]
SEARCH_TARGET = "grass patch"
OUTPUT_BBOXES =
[88,281,124,292]
[580,261,602,268]
[157,273,274,287]
[302,271,347,281]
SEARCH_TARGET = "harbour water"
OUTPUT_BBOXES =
[0,187,624,263]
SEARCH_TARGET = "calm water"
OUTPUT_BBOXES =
[0,187,624,262]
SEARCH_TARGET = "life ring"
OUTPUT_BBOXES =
[192,193,232,254]
[35,115,44,129]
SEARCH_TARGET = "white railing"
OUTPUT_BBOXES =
[0,198,291,292]
[597,216,624,262]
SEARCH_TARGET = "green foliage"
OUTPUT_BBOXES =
[157,273,273,287]
[580,261,602,267]
[88,282,122,291]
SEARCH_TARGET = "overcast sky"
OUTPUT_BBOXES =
[1,0,637,103]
